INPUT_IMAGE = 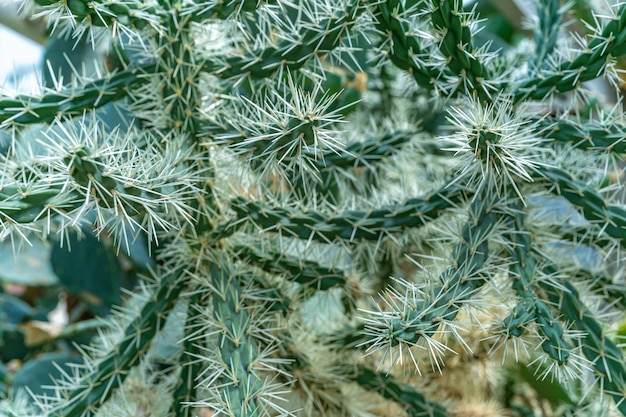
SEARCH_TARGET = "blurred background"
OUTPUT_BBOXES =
[0,8,43,95]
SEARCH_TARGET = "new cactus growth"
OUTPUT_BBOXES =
[1,0,626,416]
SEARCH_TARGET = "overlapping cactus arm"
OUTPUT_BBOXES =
[2,0,626,417]
[357,189,500,371]
[504,210,577,374]
[523,243,626,413]
[316,131,417,169]
[184,0,271,20]
[199,1,365,80]
[234,244,348,290]
[491,206,626,412]
[553,280,626,414]
[168,291,205,417]
[515,2,626,100]
[539,166,626,242]
[33,0,160,31]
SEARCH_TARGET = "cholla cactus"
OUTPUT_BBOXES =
[1,0,626,416]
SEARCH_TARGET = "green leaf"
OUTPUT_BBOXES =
[514,363,575,406]
[0,361,7,398]
[0,241,59,287]
[0,361,8,383]
[0,323,32,362]
[11,352,83,398]
[43,31,94,89]
[50,231,122,316]
[120,227,155,271]
[0,294,33,323]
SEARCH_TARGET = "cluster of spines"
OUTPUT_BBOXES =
[209,74,348,178]
[0,120,197,248]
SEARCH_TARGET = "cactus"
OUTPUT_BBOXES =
[1,0,626,416]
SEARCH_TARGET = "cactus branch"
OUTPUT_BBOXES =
[539,261,626,414]
[429,0,495,99]
[538,166,626,242]
[515,3,626,100]
[505,209,571,365]
[538,115,626,154]
[48,267,186,417]
[227,181,468,243]
[351,365,449,417]
[0,65,151,126]
[201,1,364,80]
[373,0,443,91]
[359,190,500,372]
